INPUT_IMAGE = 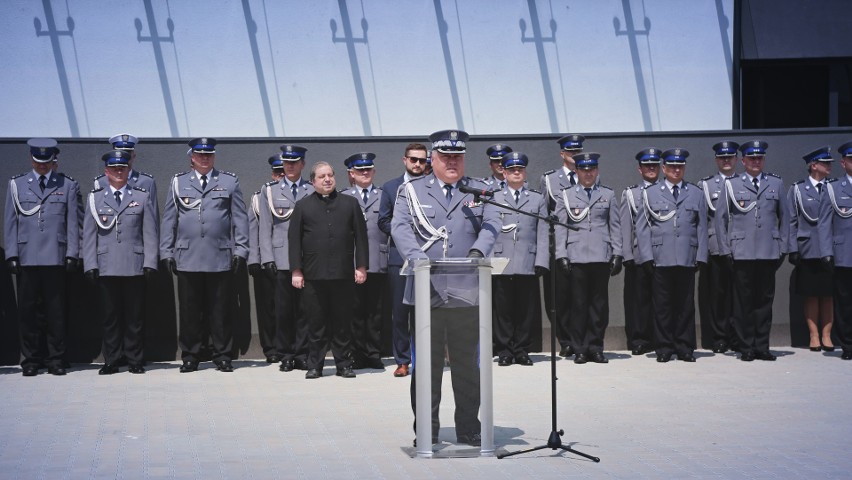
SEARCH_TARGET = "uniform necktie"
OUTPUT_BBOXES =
[38,175,46,192]
[514,189,520,203]
[752,177,759,190]
[201,174,208,191]
[291,183,298,199]
[584,187,592,200]
[570,172,576,186]
[361,188,369,204]
[817,182,823,194]
[444,184,453,203]
[673,185,680,200]
[114,190,122,206]
[500,180,506,190]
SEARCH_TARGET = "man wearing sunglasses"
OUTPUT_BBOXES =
[378,143,429,377]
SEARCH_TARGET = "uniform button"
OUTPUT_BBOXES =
[447,215,452,220]
[448,243,453,248]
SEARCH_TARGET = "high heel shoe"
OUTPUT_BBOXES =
[810,346,821,352]
[822,345,836,352]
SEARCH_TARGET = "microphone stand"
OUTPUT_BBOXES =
[470,191,599,462]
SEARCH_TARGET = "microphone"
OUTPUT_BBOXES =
[458,184,494,198]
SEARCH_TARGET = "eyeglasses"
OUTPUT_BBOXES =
[406,156,428,164]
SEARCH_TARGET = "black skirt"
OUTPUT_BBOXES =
[794,259,834,296]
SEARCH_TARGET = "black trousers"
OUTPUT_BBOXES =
[273,270,308,363]
[568,263,610,355]
[301,279,354,370]
[732,260,777,354]
[17,266,66,368]
[698,255,735,348]
[652,266,697,356]
[97,275,146,365]
[833,266,852,353]
[177,271,233,363]
[542,267,571,349]
[252,271,276,357]
[410,306,480,438]
[388,265,414,365]
[352,272,386,362]
[623,262,654,350]
[493,274,539,358]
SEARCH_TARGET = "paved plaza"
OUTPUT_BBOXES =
[1,347,850,479]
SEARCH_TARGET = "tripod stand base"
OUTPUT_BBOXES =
[497,429,601,462]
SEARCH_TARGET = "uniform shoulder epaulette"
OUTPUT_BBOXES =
[641,183,655,190]
[174,171,190,177]
[252,190,261,196]
[700,174,714,182]
[132,186,147,193]
[93,173,105,181]
[792,179,805,185]
[11,173,26,180]
[91,186,104,193]
[685,181,699,189]
[408,175,427,183]
[542,169,556,177]
[826,177,839,183]
[766,172,781,179]
[625,184,639,190]
[137,171,154,179]
[263,179,279,187]
[58,172,75,181]
[220,171,237,177]
[527,188,542,194]
[465,177,488,187]
[598,184,613,191]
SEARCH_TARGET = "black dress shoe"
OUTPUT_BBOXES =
[712,343,728,354]
[515,355,534,366]
[589,352,609,364]
[48,366,67,376]
[279,359,295,372]
[179,361,199,373]
[809,346,822,352]
[214,360,234,372]
[559,346,574,358]
[842,351,852,360]
[365,358,385,369]
[305,368,321,379]
[266,355,282,363]
[631,345,647,356]
[22,366,38,377]
[656,353,671,363]
[573,353,588,364]
[128,365,145,374]
[754,351,776,361]
[456,433,481,446]
[336,367,356,378]
[498,356,513,366]
[99,364,120,375]
[740,352,755,362]
[678,353,696,362]
[293,359,309,371]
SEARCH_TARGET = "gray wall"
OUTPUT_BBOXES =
[1,127,851,363]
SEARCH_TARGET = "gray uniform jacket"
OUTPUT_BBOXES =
[818,177,852,267]
[343,185,388,273]
[554,184,622,263]
[159,168,249,272]
[619,184,646,263]
[787,179,823,259]
[258,178,314,270]
[4,171,80,265]
[539,167,575,212]
[83,186,158,276]
[635,182,709,267]
[698,173,730,256]
[95,170,158,213]
[714,172,789,260]
[248,191,261,266]
[390,175,499,307]
[490,187,548,275]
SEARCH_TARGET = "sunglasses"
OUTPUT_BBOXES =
[406,156,428,164]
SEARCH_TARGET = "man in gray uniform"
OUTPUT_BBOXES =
[160,138,249,373]
[715,140,789,361]
[258,144,314,372]
[818,141,852,360]
[555,153,622,364]
[620,148,662,355]
[83,150,159,374]
[94,134,158,213]
[698,141,739,353]
[4,138,80,376]
[481,144,512,191]
[540,134,585,357]
[491,152,548,367]
[343,152,388,370]
[636,148,708,363]
[392,129,499,447]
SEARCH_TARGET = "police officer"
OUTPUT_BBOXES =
[715,140,789,361]
[4,138,80,376]
[620,148,662,355]
[491,152,548,366]
[818,141,852,360]
[391,129,499,447]
[343,152,388,370]
[555,153,622,364]
[636,148,708,362]
[95,134,158,214]
[482,144,513,191]
[377,143,428,377]
[790,147,835,351]
[540,134,585,357]
[248,156,286,363]
[160,138,249,372]
[83,150,159,374]
[258,144,314,372]
[698,141,739,353]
